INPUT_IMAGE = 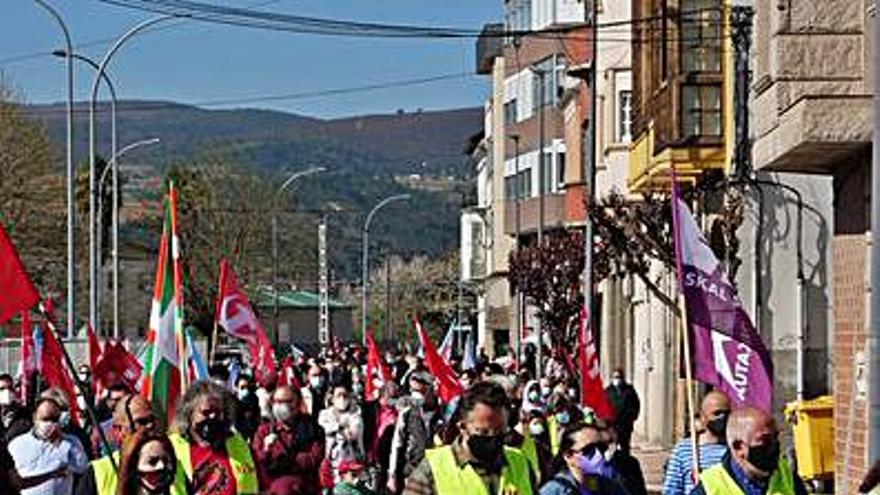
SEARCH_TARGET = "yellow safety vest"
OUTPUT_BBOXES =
[520,432,541,483]
[169,432,259,494]
[548,416,560,456]
[424,445,533,495]
[92,451,188,495]
[700,457,796,495]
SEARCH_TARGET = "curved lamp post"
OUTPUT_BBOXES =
[33,0,75,336]
[361,194,411,343]
[272,167,325,343]
[88,15,174,334]
[96,138,159,338]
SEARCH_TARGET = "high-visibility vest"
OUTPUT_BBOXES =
[548,416,560,456]
[700,457,796,495]
[519,432,541,483]
[92,451,188,495]
[424,444,532,495]
[169,432,259,494]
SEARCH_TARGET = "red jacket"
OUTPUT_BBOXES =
[251,416,325,495]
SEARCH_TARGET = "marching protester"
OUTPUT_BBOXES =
[387,371,443,494]
[9,397,89,495]
[663,390,732,495]
[251,385,325,495]
[93,384,133,456]
[318,383,365,486]
[116,429,186,495]
[169,380,259,495]
[232,374,261,442]
[402,380,535,495]
[41,388,94,462]
[0,373,32,442]
[691,407,806,495]
[538,422,629,495]
[75,394,159,495]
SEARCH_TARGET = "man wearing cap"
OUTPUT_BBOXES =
[332,459,377,495]
[387,371,442,494]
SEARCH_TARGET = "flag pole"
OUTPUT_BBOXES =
[669,168,702,484]
[210,260,225,367]
[38,305,117,472]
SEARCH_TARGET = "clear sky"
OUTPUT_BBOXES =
[0,1,500,119]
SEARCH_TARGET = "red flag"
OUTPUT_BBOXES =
[95,341,143,392]
[86,324,103,394]
[38,306,81,425]
[578,308,615,420]
[215,259,276,383]
[414,319,462,403]
[0,223,40,325]
[364,330,392,399]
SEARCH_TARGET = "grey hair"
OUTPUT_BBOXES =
[172,380,237,435]
[726,407,775,450]
[40,388,70,410]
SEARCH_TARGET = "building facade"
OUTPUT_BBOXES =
[749,0,871,491]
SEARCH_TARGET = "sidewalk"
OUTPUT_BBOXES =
[631,444,670,494]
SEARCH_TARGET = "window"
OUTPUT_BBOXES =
[521,168,532,198]
[681,85,722,138]
[681,0,722,73]
[618,91,633,142]
[557,152,566,187]
[532,54,567,109]
[539,152,554,194]
[504,99,518,125]
[505,0,532,43]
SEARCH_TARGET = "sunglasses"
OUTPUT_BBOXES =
[572,442,608,457]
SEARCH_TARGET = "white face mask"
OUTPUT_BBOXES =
[410,391,425,408]
[0,389,13,406]
[604,443,618,462]
[34,420,60,440]
[272,403,293,422]
[333,397,350,412]
[529,421,545,436]
[611,378,623,387]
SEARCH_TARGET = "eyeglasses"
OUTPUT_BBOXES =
[133,416,157,428]
[572,442,608,457]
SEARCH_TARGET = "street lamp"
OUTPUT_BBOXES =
[272,167,325,343]
[96,138,159,338]
[88,14,174,335]
[361,194,411,343]
[34,0,75,337]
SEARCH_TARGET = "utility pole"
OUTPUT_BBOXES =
[584,0,599,350]
[867,0,880,463]
[318,216,329,346]
[385,257,392,341]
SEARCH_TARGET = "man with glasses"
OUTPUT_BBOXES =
[663,390,732,495]
[75,395,159,495]
[403,381,535,495]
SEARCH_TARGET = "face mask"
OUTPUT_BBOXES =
[35,420,61,441]
[466,433,505,466]
[237,389,250,401]
[578,449,612,478]
[76,395,87,411]
[611,378,622,387]
[567,388,577,400]
[411,391,426,408]
[0,390,12,406]
[556,411,571,425]
[747,441,780,474]
[706,414,729,439]
[527,391,541,403]
[272,403,293,422]
[529,421,545,436]
[309,376,324,388]
[333,397,350,411]
[194,417,227,444]
[138,468,175,492]
[59,411,71,428]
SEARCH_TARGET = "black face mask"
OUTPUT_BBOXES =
[138,468,175,493]
[194,418,228,445]
[467,433,505,466]
[706,414,729,439]
[747,440,780,474]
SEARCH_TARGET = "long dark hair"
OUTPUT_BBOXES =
[117,429,177,495]
[550,422,593,475]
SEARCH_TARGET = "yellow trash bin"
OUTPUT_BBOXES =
[785,396,834,481]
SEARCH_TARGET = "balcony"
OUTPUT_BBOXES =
[476,24,504,75]
[628,125,727,192]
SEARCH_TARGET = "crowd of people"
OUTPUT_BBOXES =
[0,343,819,495]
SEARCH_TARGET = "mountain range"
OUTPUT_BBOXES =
[26,100,483,279]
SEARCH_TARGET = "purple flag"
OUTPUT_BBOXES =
[671,182,773,410]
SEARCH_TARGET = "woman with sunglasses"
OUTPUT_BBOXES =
[538,422,629,495]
